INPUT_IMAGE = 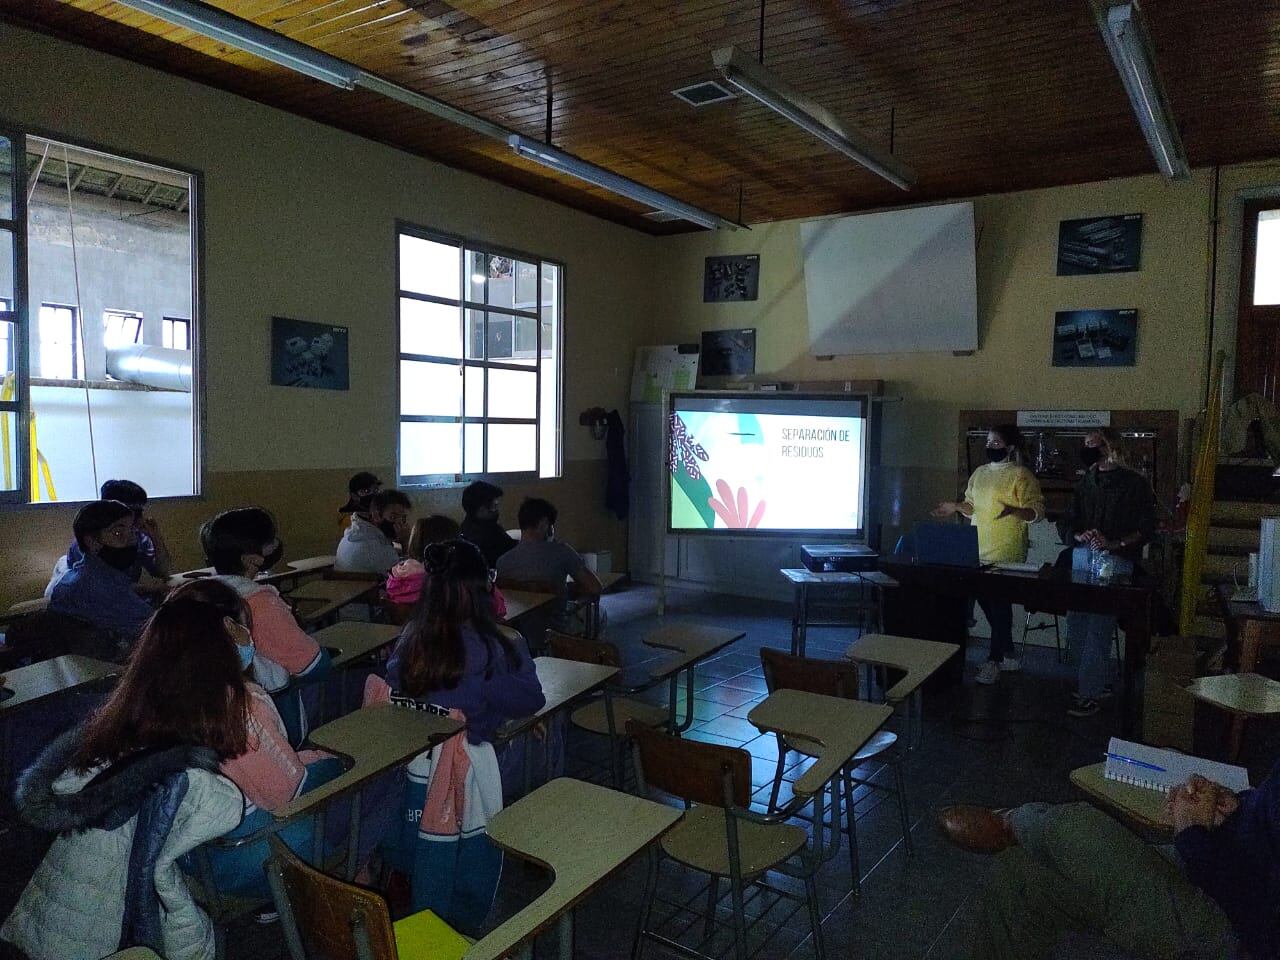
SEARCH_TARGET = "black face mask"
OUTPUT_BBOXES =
[378,520,399,541]
[985,447,1009,464]
[356,493,375,513]
[1080,446,1105,468]
[259,541,283,572]
[98,543,139,571]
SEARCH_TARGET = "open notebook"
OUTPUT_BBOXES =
[1104,738,1251,793]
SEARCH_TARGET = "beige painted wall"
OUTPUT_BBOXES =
[0,25,653,605]
[648,168,1278,540]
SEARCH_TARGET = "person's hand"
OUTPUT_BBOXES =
[1081,529,1107,549]
[1167,775,1239,833]
[932,501,958,519]
[996,502,1031,521]
[137,515,162,540]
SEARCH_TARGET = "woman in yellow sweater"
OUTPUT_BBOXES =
[933,425,1045,685]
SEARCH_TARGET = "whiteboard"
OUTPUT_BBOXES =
[801,201,978,355]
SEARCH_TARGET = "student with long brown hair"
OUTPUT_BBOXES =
[384,538,543,934]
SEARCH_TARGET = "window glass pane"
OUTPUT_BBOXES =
[515,261,538,310]
[487,314,513,361]
[164,318,190,351]
[1256,210,1280,306]
[400,421,461,476]
[487,367,536,419]
[485,256,537,312]
[466,250,486,304]
[0,229,11,303]
[38,304,77,379]
[540,355,559,479]
[487,423,536,473]
[542,263,560,315]
[0,320,14,383]
[464,422,484,474]
[506,315,539,366]
[465,309,485,360]
[400,359,461,417]
[0,411,15,491]
[464,365,484,417]
[103,311,141,351]
[400,235,459,301]
[0,137,11,222]
[401,297,461,359]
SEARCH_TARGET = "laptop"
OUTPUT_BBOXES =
[912,522,981,568]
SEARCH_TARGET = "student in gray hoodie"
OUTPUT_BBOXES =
[335,488,411,574]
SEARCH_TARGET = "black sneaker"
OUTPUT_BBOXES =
[1067,697,1101,718]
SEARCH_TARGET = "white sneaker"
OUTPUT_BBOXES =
[998,657,1022,673]
[976,661,1000,685]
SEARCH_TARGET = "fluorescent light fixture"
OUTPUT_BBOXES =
[1095,0,1190,180]
[508,135,735,230]
[114,0,360,89]
[713,46,915,191]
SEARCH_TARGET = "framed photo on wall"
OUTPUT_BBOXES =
[703,254,760,302]
[270,316,350,390]
[1052,309,1137,367]
[1056,214,1143,275]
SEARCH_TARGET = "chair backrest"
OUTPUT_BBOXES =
[628,721,751,808]
[3,609,124,665]
[546,630,622,667]
[759,647,859,700]
[265,837,398,960]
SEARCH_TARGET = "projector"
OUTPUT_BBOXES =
[800,544,877,574]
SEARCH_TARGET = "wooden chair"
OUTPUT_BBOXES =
[265,837,469,960]
[628,723,826,960]
[546,630,669,785]
[759,647,912,893]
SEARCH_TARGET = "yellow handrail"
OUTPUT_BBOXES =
[1179,350,1226,634]
[1,372,57,501]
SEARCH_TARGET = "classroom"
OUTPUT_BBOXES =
[0,2,1278,959]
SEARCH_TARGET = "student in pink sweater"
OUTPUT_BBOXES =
[199,508,331,744]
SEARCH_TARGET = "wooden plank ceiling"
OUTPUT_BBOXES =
[3,0,1278,233]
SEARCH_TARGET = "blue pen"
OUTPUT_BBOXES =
[1105,752,1166,773]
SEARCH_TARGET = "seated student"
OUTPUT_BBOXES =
[202,507,330,743]
[389,515,507,618]
[1,590,249,960]
[48,499,155,648]
[168,580,394,898]
[936,768,1271,960]
[335,488,411,574]
[45,478,172,596]
[384,539,545,933]
[497,497,602,611]
[459,480,517,567]
[338,470,381,533]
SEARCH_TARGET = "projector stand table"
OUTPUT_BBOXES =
[780,568,873,657]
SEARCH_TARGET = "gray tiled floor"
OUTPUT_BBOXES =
[1,583,1128,960]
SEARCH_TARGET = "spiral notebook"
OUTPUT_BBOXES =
[1104,738,1251,794]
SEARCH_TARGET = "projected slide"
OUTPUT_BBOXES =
[669,395,866,533]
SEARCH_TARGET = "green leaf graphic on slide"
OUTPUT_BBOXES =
[672,469,715,529]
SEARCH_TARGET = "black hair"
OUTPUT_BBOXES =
[348,471,380,495]
[371,489,411,513]
[461,480,503,516]
[517,497,557,531]
[100,479,147,506]
[200,507,278,575]
[72,500,133,549]
[989,424,1026,463]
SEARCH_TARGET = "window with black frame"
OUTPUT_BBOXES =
[396,226,562,484]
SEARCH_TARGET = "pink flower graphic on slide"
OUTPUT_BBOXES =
[708,480,766,529]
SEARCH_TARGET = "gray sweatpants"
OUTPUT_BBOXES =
[973,803,1240,960]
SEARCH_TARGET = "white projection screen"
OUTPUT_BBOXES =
[801,201,978,355]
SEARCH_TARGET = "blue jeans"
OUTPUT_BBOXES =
[1066,611,1115,699]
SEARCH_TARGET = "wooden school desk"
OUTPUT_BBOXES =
[312,621,401,669]
[779,568,868,657]
[880,558,1156,737]
[287,555,337,575]
[286,578,379,627]
[1069,762,1171,835]
[643,624,746,674]
[273,702,463,876]
[497,657,619,796]
[466,778,682,960]
[844,634,960,747]
[747,689,893,798]
[503,589,558,622]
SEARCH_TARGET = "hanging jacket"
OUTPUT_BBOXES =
[604,408,630,520]
[1,728,244,960]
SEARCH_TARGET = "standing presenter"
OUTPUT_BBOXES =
[933,425,1045,685]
